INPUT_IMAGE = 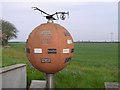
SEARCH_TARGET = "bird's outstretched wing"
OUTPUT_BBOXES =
[32,7,50,16]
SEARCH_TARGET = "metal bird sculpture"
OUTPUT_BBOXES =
[32,7,69,21]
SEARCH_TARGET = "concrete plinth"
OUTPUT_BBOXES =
[1,64,26,89]
[105,82,120,90]
[30,80,46,89]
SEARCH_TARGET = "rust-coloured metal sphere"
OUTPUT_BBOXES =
[26,22,74,74]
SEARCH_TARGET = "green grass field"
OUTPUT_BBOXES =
[2,42,118,88]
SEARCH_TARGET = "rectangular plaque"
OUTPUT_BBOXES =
[48,49,57,54]
[64,32,70,36]
[67,40,72,44]
[63,49,70,53]
[41,38,51,44]
[71,48,74,53]
[34,48,42,53]
[41,30,51,35]
[26,48,30,53]
[41,58,51,63]
[64,57,72,63]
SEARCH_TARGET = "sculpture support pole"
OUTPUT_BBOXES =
[46,74,54,89]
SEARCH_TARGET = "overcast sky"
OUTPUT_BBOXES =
[0,1,118,42]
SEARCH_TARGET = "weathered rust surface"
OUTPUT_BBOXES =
[26,22,74,73]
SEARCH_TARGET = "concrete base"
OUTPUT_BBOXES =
[30,80,46,89]
[1,64,26,89]
[105,82,120,90]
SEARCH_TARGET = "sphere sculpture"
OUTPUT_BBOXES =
[26,22,74,73]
